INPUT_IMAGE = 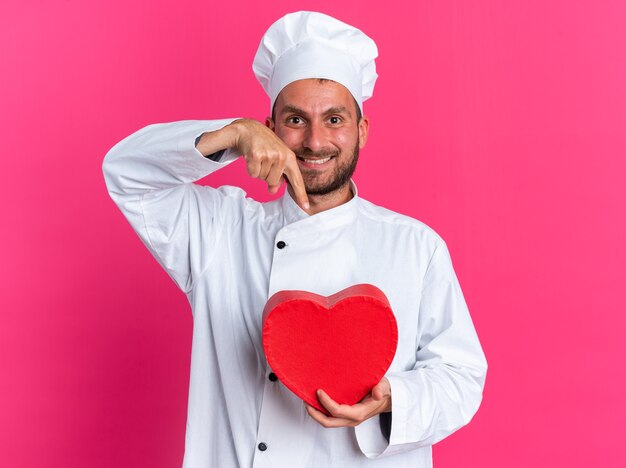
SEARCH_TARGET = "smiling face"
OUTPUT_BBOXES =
[268,79,369,196]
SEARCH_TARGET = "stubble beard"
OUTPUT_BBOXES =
[296,141,360,196]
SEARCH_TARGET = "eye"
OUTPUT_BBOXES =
[329,116,342,124]
[287,116,303,125]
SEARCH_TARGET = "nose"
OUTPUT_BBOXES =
[303,121,327,152]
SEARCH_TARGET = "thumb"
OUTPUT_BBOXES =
[372,384,384,401]
[372,378,390,400]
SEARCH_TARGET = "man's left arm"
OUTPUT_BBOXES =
[307,240,488,458]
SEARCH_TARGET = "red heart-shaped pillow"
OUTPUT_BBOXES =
[262,284,398,415]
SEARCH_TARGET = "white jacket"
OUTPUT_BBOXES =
[102,119,487,468]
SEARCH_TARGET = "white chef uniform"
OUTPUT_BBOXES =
[102,118,487,468]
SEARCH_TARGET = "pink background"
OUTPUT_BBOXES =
[2,1,625,467]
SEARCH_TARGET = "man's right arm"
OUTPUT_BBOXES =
[102,119,243,293]
[196,118,309,206]
[102,119,307,294]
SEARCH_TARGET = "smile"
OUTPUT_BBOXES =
[298,156,333,164]
[300,157,330,164]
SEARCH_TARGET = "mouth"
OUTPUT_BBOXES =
[297,156,334,164]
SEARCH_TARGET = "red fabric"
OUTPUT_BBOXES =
[262,284,398,415]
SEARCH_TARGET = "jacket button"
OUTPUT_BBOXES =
[276,241,286,249]
[268,372,278,382]
[258,442,268,451]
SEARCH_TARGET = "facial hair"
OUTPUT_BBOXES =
[296,141,360,196]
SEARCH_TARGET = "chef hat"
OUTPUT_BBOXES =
[252,11,378,114]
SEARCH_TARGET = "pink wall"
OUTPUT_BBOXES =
[2,1,625,466]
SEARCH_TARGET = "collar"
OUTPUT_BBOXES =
[280,179,360,230]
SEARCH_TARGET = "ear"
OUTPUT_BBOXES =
[358,116,370,149]
[266,117,275,131]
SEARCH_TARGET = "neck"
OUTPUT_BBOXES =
[288,182,354,215]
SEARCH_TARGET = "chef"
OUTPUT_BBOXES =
[102,10,487,468]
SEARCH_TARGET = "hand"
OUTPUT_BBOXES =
[228,119,309,210]
[305,377,392,428]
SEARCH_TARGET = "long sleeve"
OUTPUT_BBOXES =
[355,240,487,457]
[102,119,243,294]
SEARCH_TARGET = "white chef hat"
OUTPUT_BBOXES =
[252,11,378,114]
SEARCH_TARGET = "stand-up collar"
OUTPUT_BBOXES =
[280,179,360,230]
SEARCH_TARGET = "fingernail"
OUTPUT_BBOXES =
[304,202,310,210]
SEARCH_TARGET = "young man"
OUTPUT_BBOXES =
[103,11,487,468]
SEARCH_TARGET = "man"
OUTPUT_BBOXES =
[103,11,487,468]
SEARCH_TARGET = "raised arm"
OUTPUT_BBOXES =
[196,118,309,209]
[102,118,310,294]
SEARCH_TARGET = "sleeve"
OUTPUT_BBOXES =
[102,119,243,294]
[354,240,488,457]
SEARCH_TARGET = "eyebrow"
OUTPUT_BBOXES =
[280,105,352,118]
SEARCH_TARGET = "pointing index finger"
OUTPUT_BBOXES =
[283,155,310,211]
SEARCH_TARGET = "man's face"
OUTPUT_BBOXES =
[268,79,369,196]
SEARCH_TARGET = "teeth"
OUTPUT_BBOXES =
[303,157,331,164]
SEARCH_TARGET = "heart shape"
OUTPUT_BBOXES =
[262,284,398,415]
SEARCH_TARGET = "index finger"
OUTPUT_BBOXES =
[317,389,350,418]
[317,389,378,422]
[283,155,310,211]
